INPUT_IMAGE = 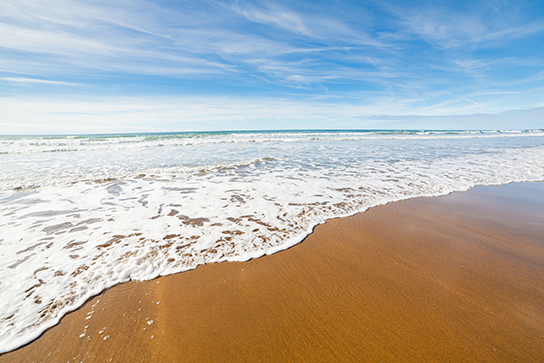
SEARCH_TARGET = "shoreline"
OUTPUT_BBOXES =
[2,181,544,362]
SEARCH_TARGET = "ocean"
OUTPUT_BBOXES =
[1,129,543,353]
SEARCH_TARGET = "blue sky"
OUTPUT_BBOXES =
[1,0,543,133]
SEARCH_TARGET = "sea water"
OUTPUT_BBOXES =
[1,129,543,353]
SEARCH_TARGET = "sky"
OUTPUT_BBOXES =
[1,0,543,134]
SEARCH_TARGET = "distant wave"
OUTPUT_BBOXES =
[1,129,543,155]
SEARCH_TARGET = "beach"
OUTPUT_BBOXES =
[2,0,544,359]
[1,181,543,362]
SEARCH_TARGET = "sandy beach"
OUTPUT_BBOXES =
[1,181,544,362]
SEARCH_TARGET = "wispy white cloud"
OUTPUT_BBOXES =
[0,1,238,76]
[464,98,491,111]
[238,2,311,36]
[0,23,113,57]
[490,70,544,87]
[212,0,380,44]
[1,77,80,85]
[394,3,544,50]
[476,22,544,44]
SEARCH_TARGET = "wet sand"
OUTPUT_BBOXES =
[2,182,544,362]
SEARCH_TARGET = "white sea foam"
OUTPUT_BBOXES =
[0,130,543,353]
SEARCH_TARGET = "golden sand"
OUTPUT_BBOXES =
[2,182,544,362]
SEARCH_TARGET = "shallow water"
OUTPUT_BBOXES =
[1,129,543,353]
